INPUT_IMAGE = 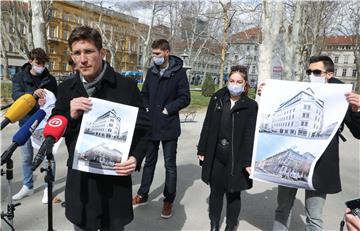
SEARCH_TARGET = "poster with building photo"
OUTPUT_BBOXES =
[250,79,352,190]
[73,97,139,176]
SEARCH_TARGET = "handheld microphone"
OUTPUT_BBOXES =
[1,109,46,165]
[31,115,68,171]
[1,94,37,130]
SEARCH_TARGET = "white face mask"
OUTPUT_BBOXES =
[32,65,45,75]
[153,56,165,66]
[309,73,326,83]
[227,84,244,96]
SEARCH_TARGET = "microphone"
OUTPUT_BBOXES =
[1,94,37,130]
[31,115,68,171]
[1,109,46,165]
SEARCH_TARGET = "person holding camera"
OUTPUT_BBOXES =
[344,208,360,231]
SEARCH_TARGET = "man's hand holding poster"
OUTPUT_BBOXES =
[250,79,352,190]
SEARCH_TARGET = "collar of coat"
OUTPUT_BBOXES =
[213,87,252,111]
[71,62,117,90]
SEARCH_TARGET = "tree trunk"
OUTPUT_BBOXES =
[31,0,47,51]
[258,1,283,84]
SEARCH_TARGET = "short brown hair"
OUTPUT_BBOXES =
[151,39,171,52]
[229,65,250,95]
[68,26,102,51]
[27,48,49,64]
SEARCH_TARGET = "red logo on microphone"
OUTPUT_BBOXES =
[48,118,63,127]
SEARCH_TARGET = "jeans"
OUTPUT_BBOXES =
[138,139,178,203]
[20,138,56,189]
[272,186,327,231]
[209,158,241,227]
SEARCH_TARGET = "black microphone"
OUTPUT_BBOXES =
[32,115,68,171]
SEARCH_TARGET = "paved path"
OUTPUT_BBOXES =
[1,111,359,230]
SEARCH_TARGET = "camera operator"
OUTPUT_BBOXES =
[344,208,360,231]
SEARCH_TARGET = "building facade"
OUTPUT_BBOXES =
[268,88,324,137]
[86,109,121,140]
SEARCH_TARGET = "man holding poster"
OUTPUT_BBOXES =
[256,55,360,231]
[51,26,149,231]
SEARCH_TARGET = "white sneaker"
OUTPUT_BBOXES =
[12,186,34,200]
[42,188,48,204]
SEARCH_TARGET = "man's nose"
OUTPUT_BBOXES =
[80,53,88,63]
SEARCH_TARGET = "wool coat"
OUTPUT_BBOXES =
[51,62,150,230]
[197,87,258,192]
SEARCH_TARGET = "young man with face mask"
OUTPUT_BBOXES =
[256,55,360,231]
[132,39,191,219]
[11,48,58,202]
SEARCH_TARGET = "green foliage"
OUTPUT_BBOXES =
[201,73,215,97]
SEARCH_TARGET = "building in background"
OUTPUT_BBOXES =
[323,36,358,90]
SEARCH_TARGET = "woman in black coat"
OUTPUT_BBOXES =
[197,65,258,231]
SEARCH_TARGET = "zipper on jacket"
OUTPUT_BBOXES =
[231,113,235,176]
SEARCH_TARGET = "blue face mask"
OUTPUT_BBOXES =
[227,84,244,96]
[153,56,165,66]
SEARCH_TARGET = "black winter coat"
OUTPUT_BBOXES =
[197,88,258,192]
[51,63,150,230]
[141,55,190,141]
[12,63,57,125]
[312,77,360,193]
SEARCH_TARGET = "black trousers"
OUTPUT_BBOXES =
[209,158,241,227]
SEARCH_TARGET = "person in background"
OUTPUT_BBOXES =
[197,65,258,231]
[11,48,58,203]
[132,39,190,219]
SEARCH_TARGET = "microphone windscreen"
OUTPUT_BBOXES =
[13,109,46,145]
[43,115,68,142]
[5,94,37,123]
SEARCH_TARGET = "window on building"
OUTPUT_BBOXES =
[247,45,250,51]
[49,46,55,54]
[342,68,347,77]
[49,62,54,71]
[254,45,258,51]
[334,56,339,63]
[353,69,357,77]
[334,68,337,75]
[252,66,255,74]
[354,58,357,64]
[62,62,67,71]
[49,26,56,38]
[63,30,68,40]
[344,55,349,64]
[253,56,257,61]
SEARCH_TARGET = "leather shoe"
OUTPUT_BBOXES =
[210,221,219,231]
[224,224,237,231]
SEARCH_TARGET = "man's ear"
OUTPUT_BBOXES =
[326,72,334,80]
[100,48,106,59]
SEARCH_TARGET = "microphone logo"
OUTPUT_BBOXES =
[48,118,63,127]
[29,120,41,133]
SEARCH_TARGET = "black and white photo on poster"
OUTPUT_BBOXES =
[250,79,352,190]
[72,97,139,176]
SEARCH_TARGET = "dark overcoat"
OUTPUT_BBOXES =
[197,88,258,192]
[312,77,360,193]
[141,55,190,141]
[51,63,150,230]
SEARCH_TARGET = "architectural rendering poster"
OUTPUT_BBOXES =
[31,89,63,154]
[73,97,139,176]
[250,79,352,190]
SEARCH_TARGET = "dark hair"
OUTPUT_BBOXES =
[68,59,75,66]
[27,48,49,64]
[151,39,171,52]
[309,55,334,72]
[229,65,250,95]
[68,26,102,51]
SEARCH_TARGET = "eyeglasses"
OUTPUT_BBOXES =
[306,69,327,77]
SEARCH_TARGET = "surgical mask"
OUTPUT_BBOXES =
[309,73,326,83]
[32,65,45,75]
[153,56,165,66]
[227,84,244,96]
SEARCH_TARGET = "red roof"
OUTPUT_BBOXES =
[230,27,262,43]
[323,35,358,45]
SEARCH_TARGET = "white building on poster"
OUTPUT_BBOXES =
[270,87,324,137]
[86,109,121,140]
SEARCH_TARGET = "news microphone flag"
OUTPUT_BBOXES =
[32,115,68,171]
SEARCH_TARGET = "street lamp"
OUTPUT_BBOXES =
[180,50,192,83]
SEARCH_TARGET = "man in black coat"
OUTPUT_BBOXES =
[263,55,360,231]
[51,26,149,230]
[132,39,190,219]
[11,48,58,202]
